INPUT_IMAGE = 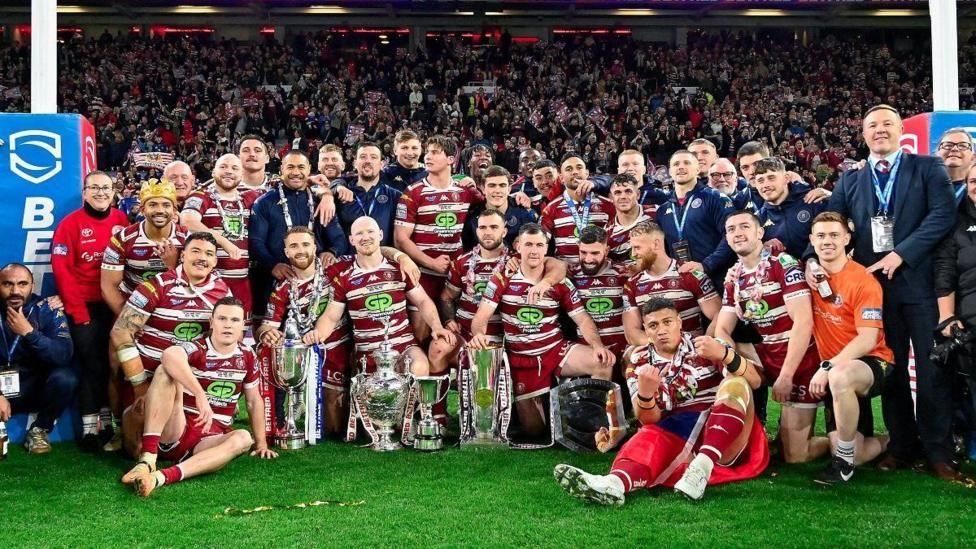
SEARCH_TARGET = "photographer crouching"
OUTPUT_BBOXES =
[934,162,976,462]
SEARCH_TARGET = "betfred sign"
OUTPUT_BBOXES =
[0,114,95,294]
[900,111,976,155]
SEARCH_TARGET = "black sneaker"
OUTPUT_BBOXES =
[79,432,101,453]
[814,456,855,486]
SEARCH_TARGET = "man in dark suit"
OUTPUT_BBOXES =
[809,104,958,479]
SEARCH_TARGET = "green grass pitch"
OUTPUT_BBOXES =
[2,400,975,547]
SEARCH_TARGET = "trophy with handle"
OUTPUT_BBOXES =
[268,308,317,450]
[412,375,450,451]
[351,317,412,451]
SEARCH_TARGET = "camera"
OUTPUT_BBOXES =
[930,324,976,367]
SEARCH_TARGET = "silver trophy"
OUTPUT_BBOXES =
[351,318,412,451]
[461,344,508,447]
[412,375,450,451]
[268,312,317,450]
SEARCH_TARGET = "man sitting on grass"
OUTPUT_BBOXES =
[121,297,277,497]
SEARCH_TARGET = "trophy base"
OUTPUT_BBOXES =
[371,440,402,452]
[461,434,507,448]
[275,434,307,450]
[413,435,444,451]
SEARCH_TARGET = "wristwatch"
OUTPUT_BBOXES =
[819,360,833,372]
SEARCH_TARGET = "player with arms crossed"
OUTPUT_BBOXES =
[122,297,276,497]
[554,298,769,504]
[469,223,614,437]
[714,210,829,463]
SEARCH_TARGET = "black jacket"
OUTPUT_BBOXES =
[935,198,976,326]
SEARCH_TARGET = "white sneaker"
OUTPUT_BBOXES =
[674,454,713,501]
[553,464,625,506]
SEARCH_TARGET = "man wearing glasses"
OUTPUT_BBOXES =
[51,171,130,450]
[934,128,975,206]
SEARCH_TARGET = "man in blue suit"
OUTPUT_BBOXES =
[811,104,958,480]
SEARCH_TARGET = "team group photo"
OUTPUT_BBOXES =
[0,0,974,546]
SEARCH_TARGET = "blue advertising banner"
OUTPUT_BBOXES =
[0,113,96,295]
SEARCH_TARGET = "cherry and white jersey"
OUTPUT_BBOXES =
[623,260,716,335]
[182,189,259,279]
[395,178,481,277]
[329,257,416,355]
[540,192,615,266]
[569,262,628,349]
[263,270,350,350]
[180,338,260,427]
[722,253,816,369]
[482,270,584,356]
[102,221,188,296]
[126,266,231,370]
[625,333,721,413]
[444,248,507,342]
[605,206,657,266]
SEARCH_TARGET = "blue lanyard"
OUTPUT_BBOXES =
[871,152,902,216]
[1,305,32,366]
[355,186,381,218]
[955,183,966,202]
[563,192,592,232]
[671,193,694,240]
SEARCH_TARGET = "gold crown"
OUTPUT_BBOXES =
[139,178,177,204]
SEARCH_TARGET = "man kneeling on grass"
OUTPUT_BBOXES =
[121,297,277,496]
[554,298,769,504]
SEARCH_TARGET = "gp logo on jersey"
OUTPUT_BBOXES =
[473,281,488,295]
[7,130,63,184]
[434,212,458,228]
[174,322,204,341]
[206,380,236,399]
[585,297,614,315]
[365,293,393,312]
[314,298,329,316]
[516,307,544,325]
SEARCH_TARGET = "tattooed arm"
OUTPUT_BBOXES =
[109,304,151,381]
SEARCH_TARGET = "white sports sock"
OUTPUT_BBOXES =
[82,414,99,436]
[836,439,856,465]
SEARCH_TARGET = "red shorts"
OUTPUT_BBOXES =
[158,414,231,463]
[223,277,253,320]
[322,340,353,392]
[758,348,821,407]
[507,340,578,401]
[409,273,446,311]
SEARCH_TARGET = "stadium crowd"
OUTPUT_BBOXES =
[0,29,975,503]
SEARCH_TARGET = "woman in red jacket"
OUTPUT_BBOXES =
[51,170,129,451]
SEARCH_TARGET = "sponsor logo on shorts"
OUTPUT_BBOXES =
[516,307,544,324]
[174,322,204,341]
[861,308,883,321]
[365,293,393,312]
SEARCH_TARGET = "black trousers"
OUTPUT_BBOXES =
[69,302,114,417]
[10,364,78,432]
[882,297,953,464]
